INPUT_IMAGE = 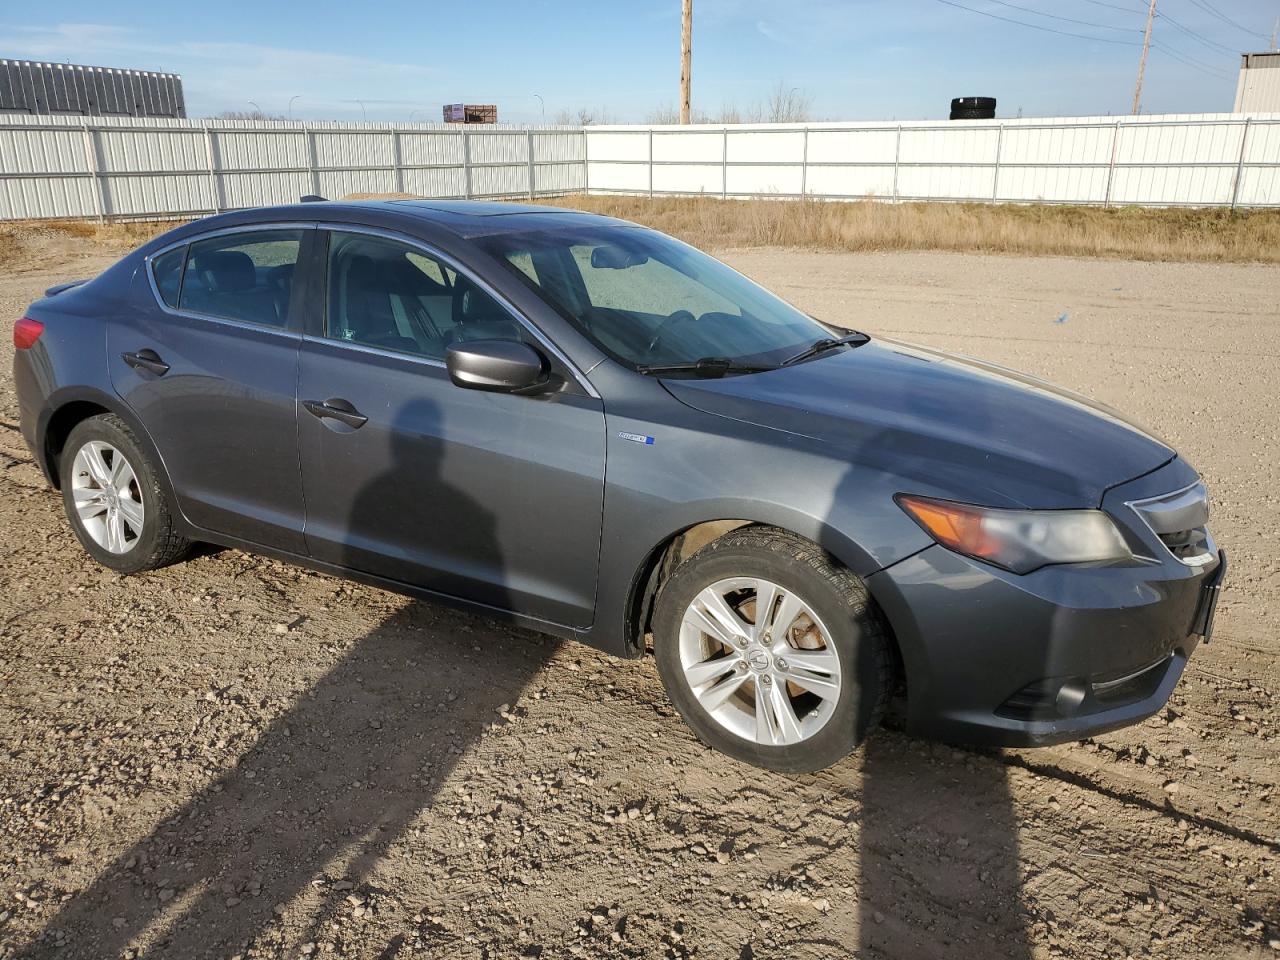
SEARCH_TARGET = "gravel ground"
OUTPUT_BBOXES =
[0,234,1277,960]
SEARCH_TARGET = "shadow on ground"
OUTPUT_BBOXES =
[856,734,1031,959]
[17,395,560,958]
[21,386,1036,957]
[17,600,554,959]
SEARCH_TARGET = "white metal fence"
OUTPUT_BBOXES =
[0,115,586,221]
[585,113,1280,208]
[2,112,1278,220]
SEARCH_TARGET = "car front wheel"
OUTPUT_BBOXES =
[652,526,893,772]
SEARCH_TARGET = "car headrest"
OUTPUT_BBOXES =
[346,254,379,289]
[457,280,511,326]
[191,250,255,293]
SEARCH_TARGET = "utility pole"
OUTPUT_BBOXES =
[1271,16,1278,50]
[680,0,693,124]
[1131,0,1157,115]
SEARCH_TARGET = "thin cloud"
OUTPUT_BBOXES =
[755,20,792,45]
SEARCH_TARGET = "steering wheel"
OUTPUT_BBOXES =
[645,309,697,355]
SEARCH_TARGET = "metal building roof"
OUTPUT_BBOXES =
[0,58,186,119]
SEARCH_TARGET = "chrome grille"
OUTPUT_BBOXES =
[1126,482,1215,566]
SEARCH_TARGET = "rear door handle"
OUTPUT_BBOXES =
[303,397,368,429]
[121,348,169,376]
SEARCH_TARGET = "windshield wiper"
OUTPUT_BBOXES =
[780,331,870,367]
[636,357,776,378]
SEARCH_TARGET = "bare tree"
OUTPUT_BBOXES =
[555,106,613,126]
[713,102,765,124]
[214,109,287,121]
[716,104,744,125]
[764,82,813,123]
[647,84,806,126]
[647,103,680,125]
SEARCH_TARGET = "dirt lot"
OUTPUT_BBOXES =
[0,233,1277,960]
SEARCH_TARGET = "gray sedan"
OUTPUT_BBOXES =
[13,200,1224,771]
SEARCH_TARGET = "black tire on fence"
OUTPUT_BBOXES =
[951,96,996,112]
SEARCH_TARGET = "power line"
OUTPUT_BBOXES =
[1151,40,1234,78]
[934,0,1235,88]
[1155,12,1237,56]
[1081,0,1241,56]
[981,0,1140,32]
[1182,0,1270,42]
[932,0,1140,44]
[1080,0,1148,12]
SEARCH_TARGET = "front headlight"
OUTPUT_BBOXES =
[896,494,1132,574]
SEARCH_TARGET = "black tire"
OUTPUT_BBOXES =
[59,414,192,574]
[951,96,996,111]
[652,526,893,773]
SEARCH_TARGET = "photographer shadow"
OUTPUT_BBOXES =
[855,732,1031,959]
[817,377,1035,958]
[20,397,555,958]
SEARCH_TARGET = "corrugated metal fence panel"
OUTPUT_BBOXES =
[1,173,99,219]
[0,124,88,173]
[97,127,206,172]
[103,173,210,217]
[217,127,309,171]
[400,131,464,167]
[534,131,587,163]
[220,171,313,209]
[0,116,587,220]
[313,130,394,168]
[5,114,1275,219]
[586,113,1280,208]
[1240,120,1280,205]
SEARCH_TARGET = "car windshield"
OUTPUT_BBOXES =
[481,224,835,371]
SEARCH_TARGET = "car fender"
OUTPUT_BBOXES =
[37,385,187,530]
[586,402,935,657]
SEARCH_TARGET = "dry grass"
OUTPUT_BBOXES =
[0,219,183,271]
[541,195,1280,264]
[5,196,1276,270]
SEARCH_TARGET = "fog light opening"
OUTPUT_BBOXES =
[1055,679,1088,717]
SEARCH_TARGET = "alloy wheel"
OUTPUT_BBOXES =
[678,577,842,746]
[70,441,144,554]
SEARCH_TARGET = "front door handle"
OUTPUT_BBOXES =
[303,397,368,429]
[122,348,169,376]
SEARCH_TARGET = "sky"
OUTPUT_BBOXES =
[3,0,1276,123]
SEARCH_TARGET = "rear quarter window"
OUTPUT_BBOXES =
[150,246,186,308]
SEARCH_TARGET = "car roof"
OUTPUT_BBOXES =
[358,198,634,238]
[178,198,637,242]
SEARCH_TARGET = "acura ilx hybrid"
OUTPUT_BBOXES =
[14,199,1225,771]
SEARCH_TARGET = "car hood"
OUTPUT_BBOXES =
[662,339,1174,509]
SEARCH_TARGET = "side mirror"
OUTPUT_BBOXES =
[445,339,549,393]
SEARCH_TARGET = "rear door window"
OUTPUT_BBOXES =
[179,230,304,328]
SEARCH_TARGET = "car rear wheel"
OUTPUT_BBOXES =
[60,414,192,574]
[652,526,893,772]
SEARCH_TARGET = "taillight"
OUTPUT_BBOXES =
[14,317,44,350]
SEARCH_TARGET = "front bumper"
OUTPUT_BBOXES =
[866,463,1224,747]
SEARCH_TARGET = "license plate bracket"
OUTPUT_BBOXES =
[1191,550,1227,643]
